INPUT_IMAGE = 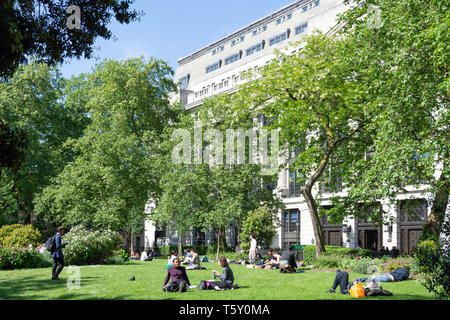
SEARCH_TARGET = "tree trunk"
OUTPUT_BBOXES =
[425,169,449,235]
[178,233,183,257]
[302,186,326,258]
[216,229,220,261]
[130,232,134,256]
[235,222,241,253]
[215,228,227,260]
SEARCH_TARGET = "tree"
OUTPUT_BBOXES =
[240,205,280,253]
[328,0,449,235]
[223,34,371,258]
[34,57,178,254]
[0,60,89,225]
[0,0,141,78]
[151,103,284,259]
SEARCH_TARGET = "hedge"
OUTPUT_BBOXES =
[302,245,371,265]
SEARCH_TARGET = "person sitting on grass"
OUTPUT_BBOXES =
[140,248,153,262]
[166,250,178,269]
[185,248,202,270]
[279,245,297,273]
[162,257,191,292]
[181,249,192,265]
[210,256,236,290]
[130,252,139,260]
[256,249,281,270]
[356,266,410,283]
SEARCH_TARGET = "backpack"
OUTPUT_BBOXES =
[45,235,56,252]
[350,283,366,298]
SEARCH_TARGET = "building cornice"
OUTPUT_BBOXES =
[177,0,314,66]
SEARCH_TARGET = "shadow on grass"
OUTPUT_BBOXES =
[0,275,101,300]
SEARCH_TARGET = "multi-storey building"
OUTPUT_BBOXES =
[140,0,430,256]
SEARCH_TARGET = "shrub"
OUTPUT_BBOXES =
[352,259,383,274]
[302,245,369,265]
[413,229,450,300]
[116,249,130,261]
[62,226,122,266]
[0,224,43,248]
[0,247,52,270]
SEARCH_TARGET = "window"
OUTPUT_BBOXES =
[225,53,240,65]
[206,61,221,73]
[276,14,292,25]
[246,42,264,56]
[251,26,267,36]
[399,199,427,223]
[284,209,300,233]
[231,36,245,46]
[269,31,288,46]
[295,22,308,35]
[302,1,320,13]
[178,74,190,90]
[211,45,224,55]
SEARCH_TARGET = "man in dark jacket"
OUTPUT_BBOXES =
[51,227,68,280]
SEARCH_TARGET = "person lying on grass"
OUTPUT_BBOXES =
[326,269,392,296]
[356,266,410,283]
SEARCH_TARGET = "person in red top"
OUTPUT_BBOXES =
[162,257,191,292]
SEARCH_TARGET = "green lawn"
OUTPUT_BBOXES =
[0,259,436,300]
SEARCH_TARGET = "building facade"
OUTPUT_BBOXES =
[142,0,430,256]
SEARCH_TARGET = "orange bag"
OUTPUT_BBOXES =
[349,283,366,298]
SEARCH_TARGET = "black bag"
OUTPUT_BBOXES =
[45,235,56,252]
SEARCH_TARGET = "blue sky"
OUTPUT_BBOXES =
[59,0,295,78]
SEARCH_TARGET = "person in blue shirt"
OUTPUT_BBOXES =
[51,227,68,280]
[357,266,410,283]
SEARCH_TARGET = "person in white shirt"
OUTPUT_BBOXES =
[140,248,153,261]
[248,233,257,263]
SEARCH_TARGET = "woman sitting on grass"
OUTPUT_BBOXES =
[256,249,281,270]
[210,256,236,290]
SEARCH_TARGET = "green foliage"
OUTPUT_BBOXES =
[34,58,178,245]
[0,0,141,78]
[413,226,450,299]
[0,224,42,248]
[0,60,89,224]
[62,226,122,266]
[240,206,279,251]
[0,247,52,270]
[333,0,450,230]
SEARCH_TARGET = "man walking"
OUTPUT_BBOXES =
[51,227,68,280]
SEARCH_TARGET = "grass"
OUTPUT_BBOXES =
[0,259,436,300]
